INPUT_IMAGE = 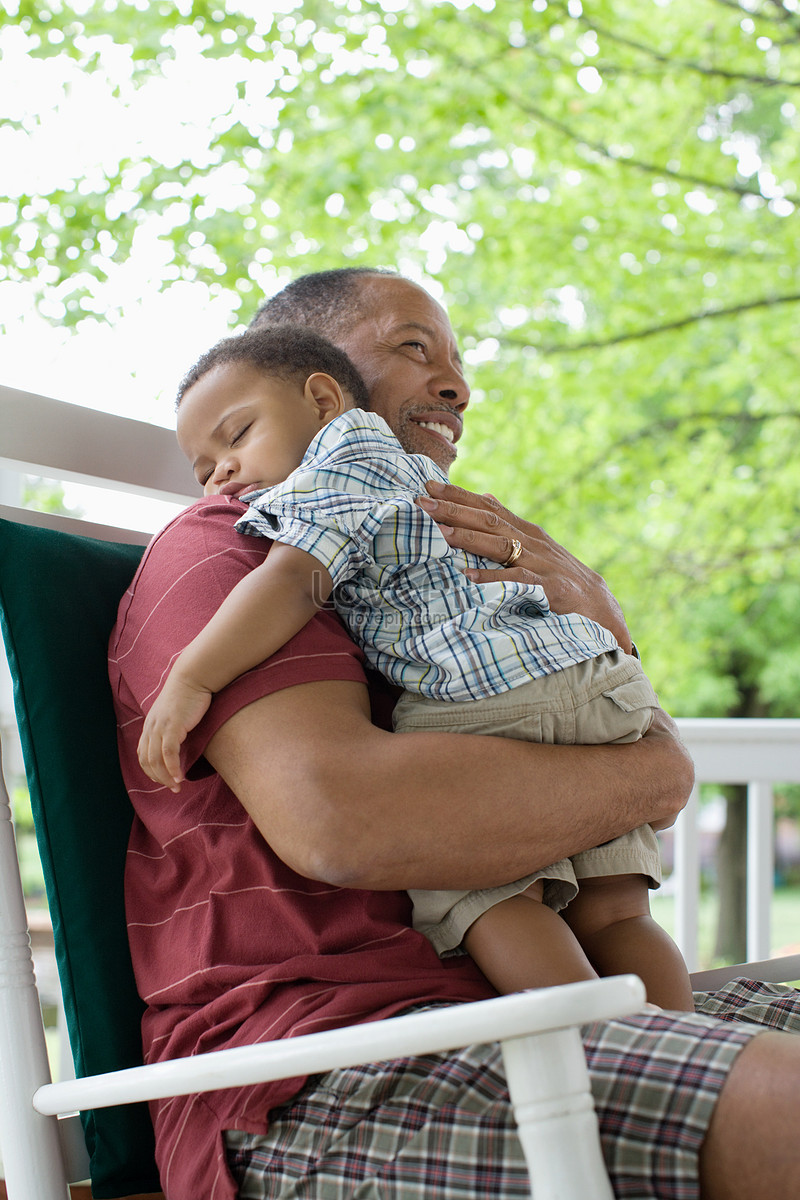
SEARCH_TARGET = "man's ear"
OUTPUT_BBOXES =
[304,373,349,425]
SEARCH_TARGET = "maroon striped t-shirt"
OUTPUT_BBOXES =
[109,496,492,1199]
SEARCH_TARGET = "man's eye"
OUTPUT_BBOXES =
[403,340,426,353]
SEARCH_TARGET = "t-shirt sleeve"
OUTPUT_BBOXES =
[109,496,367,778]
[237,503,371,588]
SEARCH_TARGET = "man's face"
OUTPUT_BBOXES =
[336,276,470,473]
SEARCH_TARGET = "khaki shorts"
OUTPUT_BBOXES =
[393,650,663,956]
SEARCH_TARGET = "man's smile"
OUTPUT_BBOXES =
[417,420,455,444]
[409,409,462,446]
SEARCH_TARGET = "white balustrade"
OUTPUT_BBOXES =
[672,719,800,970]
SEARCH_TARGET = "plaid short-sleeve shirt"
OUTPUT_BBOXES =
[237,410,619,702]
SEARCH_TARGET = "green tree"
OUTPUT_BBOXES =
[22,478,78,516]
[3,0,799,959]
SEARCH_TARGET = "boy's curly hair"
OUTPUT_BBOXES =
[177,323,370,410]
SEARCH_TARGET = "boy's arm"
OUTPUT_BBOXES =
[137,543,333,790]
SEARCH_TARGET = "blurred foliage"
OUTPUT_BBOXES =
[2,0,799,717]
[21,477,80,516]
[11,785,46,899]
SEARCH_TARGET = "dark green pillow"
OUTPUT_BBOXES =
[0,517,160,1197]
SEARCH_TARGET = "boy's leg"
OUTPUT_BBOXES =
[564,872,695,1009]
[463,882,598,994]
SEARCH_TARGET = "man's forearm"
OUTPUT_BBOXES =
[335,709,692,890]
[207,680,693,891]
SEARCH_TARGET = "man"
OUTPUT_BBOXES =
[110,267,800,1199]
[254,268,629,646]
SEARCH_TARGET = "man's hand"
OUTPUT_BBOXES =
[137,673,214,793]
[417,479,632,651]
[641,708,694,831]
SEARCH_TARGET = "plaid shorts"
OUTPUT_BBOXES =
[226,979,800,1200]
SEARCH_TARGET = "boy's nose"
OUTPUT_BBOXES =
[208,457,237,493]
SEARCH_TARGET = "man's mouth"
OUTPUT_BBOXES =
[409,410,462,447]
[416,420,456,444]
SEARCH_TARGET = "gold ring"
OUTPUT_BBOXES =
[503,538,523,568]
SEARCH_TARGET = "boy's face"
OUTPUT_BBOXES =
[177,361,340,496]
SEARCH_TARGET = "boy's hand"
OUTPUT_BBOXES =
[137,674,213,792]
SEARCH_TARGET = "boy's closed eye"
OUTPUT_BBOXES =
[230,423,251,445]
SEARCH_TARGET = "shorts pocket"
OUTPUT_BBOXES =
[601,676,659,714]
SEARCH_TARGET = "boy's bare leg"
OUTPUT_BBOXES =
[462,883,597,995]
[699,1031,800,1199]
[563,873,694,1010]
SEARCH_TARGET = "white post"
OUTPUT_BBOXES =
[746,782,774,963]
[0,744,70,1200]
[0,467,25,784]
[502,1025,614,1200]
[673,785,700,971]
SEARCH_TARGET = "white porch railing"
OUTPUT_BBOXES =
[672,718,800,971]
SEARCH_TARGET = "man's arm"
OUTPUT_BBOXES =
[416,480,632,651]
[205,679,692,891]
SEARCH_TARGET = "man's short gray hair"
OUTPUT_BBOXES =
[250,267,398,342]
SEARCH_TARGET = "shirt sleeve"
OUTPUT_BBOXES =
[236,472,381,589]
[109,495,367,777]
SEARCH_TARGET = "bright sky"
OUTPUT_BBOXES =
[0,18,261,412]
[0,17,281,527]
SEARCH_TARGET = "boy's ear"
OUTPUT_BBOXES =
[304,373,349,425]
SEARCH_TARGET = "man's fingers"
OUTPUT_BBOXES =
[441,522,530,567]
[463,566,541,587]
[418,493,506,532]
[420,483,546,546]
[425,478,510,517]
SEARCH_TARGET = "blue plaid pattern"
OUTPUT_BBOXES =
[236,411,618,702]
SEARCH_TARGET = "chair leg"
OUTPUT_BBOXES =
[0,755,70,1200]
[501,1025,613,1200]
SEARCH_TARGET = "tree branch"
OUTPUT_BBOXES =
[535,409,800,510]
[661,530,800,581]
[438,42,772,201]
[575,11,800,88]
[724,0,800,34]
[504,292,800,354]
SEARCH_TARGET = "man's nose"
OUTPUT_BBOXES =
[433,364,470,412]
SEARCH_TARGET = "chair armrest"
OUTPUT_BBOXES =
[34,975,645,1116]
[690,954,800,990]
